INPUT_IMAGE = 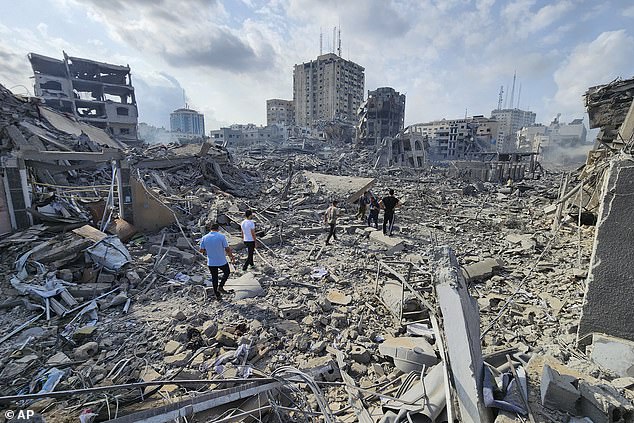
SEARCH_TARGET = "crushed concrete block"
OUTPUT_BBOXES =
[125,270,141,285]
[278,303,303,320]
[318,297,332,312]
[540,364,580,415]
[215,331,238,348]
[330,313,347,328]
[349,362,367,376]
[611,377,634,390]
[224,272,265,300]
[326,289,352,305]
[301,355,340,382]
[58,269,73,282]
[378,336,438,372]
[578,380,634,423]
[202,321,218,339]
[173,324,193,343]
[462,258,505,282]
[369,230,404,253]
[164,340,182,355]
[47,352,71,366]
[97,273,115,283]
[176,237,190,249]
[74,341,99,360]
[172,310,187,321]
[164,352,191,366]
[349,345,371,364]
[311,340,327,353]
[590,333,634,377]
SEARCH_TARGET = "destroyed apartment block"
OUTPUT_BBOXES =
[1,71,634,423]
[29,51,140,145]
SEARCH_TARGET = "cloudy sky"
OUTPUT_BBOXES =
[1,0,633,131]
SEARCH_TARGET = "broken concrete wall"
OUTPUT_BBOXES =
[578,157,634,342]
[130,176,176,232]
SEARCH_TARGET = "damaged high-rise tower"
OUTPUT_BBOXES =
[28,51,139,145]
[356,87,406,146]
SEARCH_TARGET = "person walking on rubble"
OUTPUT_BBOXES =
[324,200,339,245]
[367,193,380,229]
[240,210,257,271]
[355,191,370,221]
[199,222,235,300]
[380,189,400,236]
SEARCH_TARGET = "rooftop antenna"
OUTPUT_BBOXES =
[183,89,187,108]
[497,85,504,110]
[503,84,508,109]
[320,27,323,55]
[516,83,522,109]
[509,71,517,109]
[337,25,341,56]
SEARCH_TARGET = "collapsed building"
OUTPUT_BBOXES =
[0,72,633,423]
[356,87,406,147]
[28,52,139,145]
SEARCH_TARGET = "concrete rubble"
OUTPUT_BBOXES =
[1,76,634,423]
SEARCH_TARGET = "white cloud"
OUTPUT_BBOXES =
[551,30,634,120]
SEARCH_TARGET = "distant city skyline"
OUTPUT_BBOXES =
[1,0,633,131]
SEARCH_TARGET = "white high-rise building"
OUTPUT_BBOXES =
[491,108,536,152]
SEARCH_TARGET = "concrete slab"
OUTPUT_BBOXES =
[378,336,438,372]
[590,333,634,377]
[462,257,505,282]
[303,171,375,203]
[326,289,352,305]
[369,231,404,254]
[224,272,265,300]
[434,246,492,423]
[540,364,580,415]
[579,159,634,343]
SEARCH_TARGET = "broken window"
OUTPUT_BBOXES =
[120,128,130,134]
[116,107,129,116]
[40,80,63,91]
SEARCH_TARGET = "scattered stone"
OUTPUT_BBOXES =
[172,310,187,321]
[74,342,99,361]
[164,340,182,355]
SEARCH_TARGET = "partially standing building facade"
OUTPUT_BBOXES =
[356,87,406,146]
[28,51,139,145]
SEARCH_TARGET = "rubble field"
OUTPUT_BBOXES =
[1,78,634,423]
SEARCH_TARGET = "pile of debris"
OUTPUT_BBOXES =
[1,77,634,422]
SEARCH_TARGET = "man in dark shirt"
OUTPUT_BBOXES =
[380,189,400,236]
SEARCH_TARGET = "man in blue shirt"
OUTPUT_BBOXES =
[199,223,235,300]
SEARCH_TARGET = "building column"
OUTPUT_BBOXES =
[1,156,32,230]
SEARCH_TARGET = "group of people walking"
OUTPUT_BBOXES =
[198,210,257,300]
[198,188,400,300]
[324,188,400,245]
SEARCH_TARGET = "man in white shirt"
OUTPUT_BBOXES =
[240,210,257,271]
